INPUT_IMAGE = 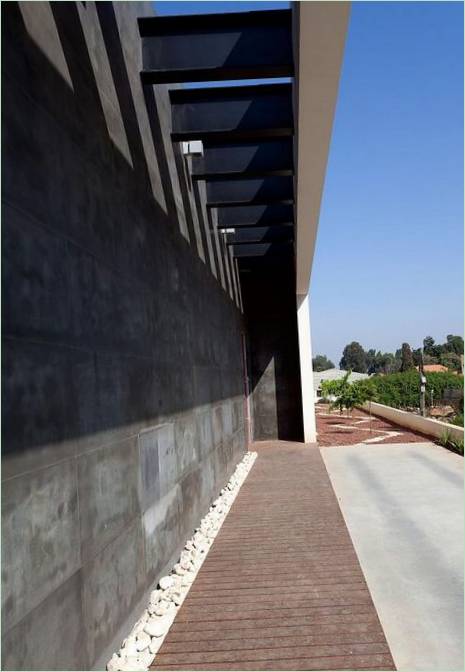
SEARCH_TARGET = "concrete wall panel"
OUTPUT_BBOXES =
[156,423,177,498]
[1,2,246,668]
[78,437,140,563]
[82,520,146,665]
[1,572,88,672]
[138,426,161,513]
[142,485,184,580]
[196,406,214,459]
[2,339,77,480]
[175,414,199,478]
[2,460,80,629]
[212,403,224,448]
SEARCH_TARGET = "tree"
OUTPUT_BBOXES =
[440,352,462,372]
[400,343,415,372]
[365,349,377,373]
[325,374,376,417]
[372,351,398,374]
[423,336,441,359]
[322,371,352,415]
[320,376,348,401]
[312,354,335,372]
[337,383,367,417]
[353,379,378,431]
[423,336,435,352]
[340,342,367,373]
[320,373,350,414]
[444,335,464,356]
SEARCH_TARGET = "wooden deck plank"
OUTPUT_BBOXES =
[150,441,395,670]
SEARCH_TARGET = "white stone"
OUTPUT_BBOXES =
[144,615,172,638]
[154,600,175,616]
[159,575,174,590]
[166,590,183,606]
[118,656,147,672]
[138,650,154,668]
[132,610,149,634]
[150,589,162,604]
[167,584,184,601]
[181,571,196,586]
[136,631,151,652]
[121,636,138,657]
[171,575,183,590]
[180,550,192,565]
[107,654,121,672]
[149,638,160,654]
[132,621,146,636]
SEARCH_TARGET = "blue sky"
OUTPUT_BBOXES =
[154,1,464,365]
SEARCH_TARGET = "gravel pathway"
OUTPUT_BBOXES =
[316,406,430,447]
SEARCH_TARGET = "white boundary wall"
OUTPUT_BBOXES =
[296,294,317,443]
[362,402,464,443]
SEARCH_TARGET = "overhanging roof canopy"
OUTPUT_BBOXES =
[138,4,349,272]
[191,139,294,180]
[139,9,294,83]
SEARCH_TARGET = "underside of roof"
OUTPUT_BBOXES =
[138,5,349,288]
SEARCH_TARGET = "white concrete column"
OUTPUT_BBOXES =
[297,293,317,443]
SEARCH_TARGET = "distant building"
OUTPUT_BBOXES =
[416,364,449,373]
[313,368,370,400]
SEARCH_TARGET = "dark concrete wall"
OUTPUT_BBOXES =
[239,256,304,442]
[1,3,246,669]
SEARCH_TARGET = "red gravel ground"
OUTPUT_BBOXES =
[316,405,429,447]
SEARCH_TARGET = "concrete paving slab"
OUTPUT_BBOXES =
[321,442,463,671]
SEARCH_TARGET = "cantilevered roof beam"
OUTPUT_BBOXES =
[216,203,294,229]
[170,83,293,142]
[206,176,293,208]
[139,9,293,84]
[225,226,294,245]
[232,242,293,257]
[192,139,294,180]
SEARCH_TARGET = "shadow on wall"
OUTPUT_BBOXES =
[1,3,246,671]
[240,251,304,442]
[2,1,244,466]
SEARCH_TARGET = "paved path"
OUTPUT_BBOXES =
[151,442,395,671]
[322,441,464,671]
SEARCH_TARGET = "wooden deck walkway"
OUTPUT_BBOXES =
[151,441,395,671]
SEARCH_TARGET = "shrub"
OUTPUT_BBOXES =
[321,373,376,416]
[438,430,464,456]
[352,370,463,410]
[451,413,464,427]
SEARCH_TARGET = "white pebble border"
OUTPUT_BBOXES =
[107,451,257,672]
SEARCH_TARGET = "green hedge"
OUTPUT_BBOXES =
[352,370,463,410]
